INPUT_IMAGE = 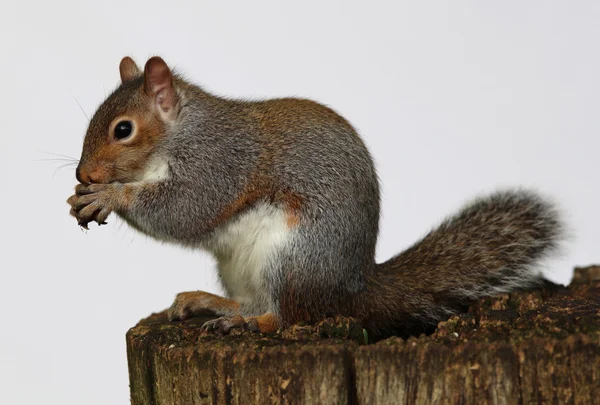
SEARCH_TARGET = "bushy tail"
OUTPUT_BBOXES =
[356,190,563,337]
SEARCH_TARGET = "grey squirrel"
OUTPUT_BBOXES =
[67,56,562,338]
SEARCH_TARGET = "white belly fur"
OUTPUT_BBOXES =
[203,203,294,313]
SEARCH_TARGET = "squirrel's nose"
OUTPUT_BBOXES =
[76,166,91,184]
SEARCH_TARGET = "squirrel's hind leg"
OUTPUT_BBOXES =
[168,291,240,321]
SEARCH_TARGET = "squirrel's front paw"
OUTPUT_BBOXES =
[67,183,121,229]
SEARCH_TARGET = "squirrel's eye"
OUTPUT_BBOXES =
[114,120,133,140]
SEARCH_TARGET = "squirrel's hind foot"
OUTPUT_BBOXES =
[167,291,240,321]
[201,313,280,335]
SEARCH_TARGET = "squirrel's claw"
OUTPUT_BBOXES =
[201,315,247,335]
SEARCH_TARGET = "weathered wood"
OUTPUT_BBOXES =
[127,266,600,405]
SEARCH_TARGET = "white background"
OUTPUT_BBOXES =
[1,1,599,404]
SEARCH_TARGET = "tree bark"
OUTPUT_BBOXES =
[127,266,600,405]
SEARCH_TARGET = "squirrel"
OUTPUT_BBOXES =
[67,56,563,338]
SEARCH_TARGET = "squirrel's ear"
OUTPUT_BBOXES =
[143,57,177,119]
[119,57,141,83]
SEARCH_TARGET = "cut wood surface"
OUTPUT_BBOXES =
[127,266,600,405]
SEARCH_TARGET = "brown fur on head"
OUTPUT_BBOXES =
[76,57,178,184]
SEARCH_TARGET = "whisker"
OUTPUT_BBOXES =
[34,158,79,162]
[39,151,80,161]
[33,151,78,179]
[70,91,89,120]
[53,162,77,179]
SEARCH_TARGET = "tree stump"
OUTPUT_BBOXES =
[127,266,600,405]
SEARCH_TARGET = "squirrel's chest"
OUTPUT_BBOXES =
[203,203,295,310]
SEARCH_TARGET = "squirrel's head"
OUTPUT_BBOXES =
[76,56,179,184]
